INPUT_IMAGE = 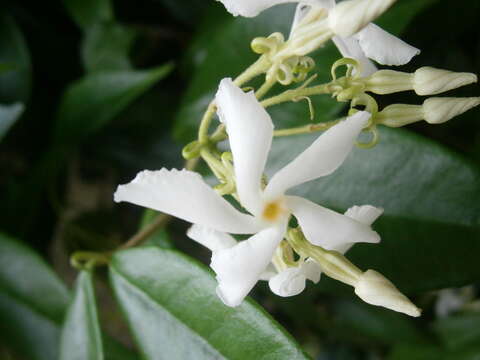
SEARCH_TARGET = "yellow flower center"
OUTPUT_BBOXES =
[262,201,284,222]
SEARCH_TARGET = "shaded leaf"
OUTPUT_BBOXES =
[432,313,480,350]
[0,233,70,360]
[110,247,311,360]
[82,22,137,73]
[0,102,24,141]
[63,0,113,29]
[140,209,174,249]
[60,271,103,360]
[54,65,173,146]
[0,14,31,103]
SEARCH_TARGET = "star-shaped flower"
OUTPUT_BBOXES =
[114,78,381,307]
[217,0,420,76]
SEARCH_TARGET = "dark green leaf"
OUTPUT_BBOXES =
[0,14,32,103]
[173,0,436,142]
[432,313,480,350]
[140,210,174,249]
[60,271,103,360]
[0,102,23,141]
[0,233,70,360]
[388,344,445,360]
[267,127,480,293]
[63,0,113,29]
[54,65,173,146]
[82,22,137,73]
[110,247,311,360]
[332,298,427,345]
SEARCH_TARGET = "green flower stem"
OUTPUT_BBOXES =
[287,228,362,287]
[198,57,271,143]
[274,118,342,137]
[71,251,111,270]
[261,82,333,109]
[255,76,277,99]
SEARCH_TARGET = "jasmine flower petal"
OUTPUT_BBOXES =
[332,35,377,76]
[114,168,261,234]
[187,224,237,251]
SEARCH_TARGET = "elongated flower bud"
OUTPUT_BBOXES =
[413,67,478,96]
[364,70,414,94]
[423,97,480,124]
[377,104,423,127]
[354,270,421,317]
[329,0,397,37]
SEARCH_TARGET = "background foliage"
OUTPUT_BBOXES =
[0,0,479,359]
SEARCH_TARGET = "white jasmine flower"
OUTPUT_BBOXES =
[115,78,381,307]
[217,0,419,76]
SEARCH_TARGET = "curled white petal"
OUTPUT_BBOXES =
[218,0,330,17]
[302,258,322,283]
[211,223,286,307]
[355,24,420,66]
[269,267,307,297]
[216,78,273,216]
[265,111,370,199]
[259,263,277,281]
[187,224,237,251]
[345,205,383,226]
[286,196,380,251]
[332,36,378,76]
[355,270,421,317]
[114,168,261,234]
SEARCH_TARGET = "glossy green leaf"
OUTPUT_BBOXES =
[267,127,480,293]
[173,0,436,142]
[0,233,70,360]
[0,102,23,141]
[63,0,113,29]
[54,65,173,146]
[140,209,174,249]
[82,22,136,73]
[110,247,311,360]
[0,14,32,103]
[60,271,103,360]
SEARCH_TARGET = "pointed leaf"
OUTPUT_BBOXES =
[0,102,23,141]
[110,247,311,360]
[63,0,113,29]
[60,271,103,360]
[54,65,173,146]
[0,14,32,103]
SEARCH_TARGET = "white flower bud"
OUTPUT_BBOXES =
[377,104,423,127]
[423,97,480,124]
[354,270,421,317]
[364,70,414,95]
[328,0,397,37]
[413,67,478,96]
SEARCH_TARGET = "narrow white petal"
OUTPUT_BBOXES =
[186,224,237,251]
[286,196,380,251]
[216,78,273,216]
[345,205,383,225]
[114,168,261,234]
[337,205,384,254]
[269,267,307,297]
[332,36,378,76]
[217,0,296,17]
[355,23,420,66]
[211,223,286,307]
[265,111,370,199]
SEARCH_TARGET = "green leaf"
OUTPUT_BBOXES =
[63,0,113,29]
[267,127,480,293]
[60,271,103,360]
[432,313,480,350]
[54,65,173,146]
[140,210,174,249]
[110,247,311,360]
[388,344,445,360]
[0,102,23,141]
[173,0,436,142]
[0,14,32,103]
[0,233,70,360]
[82,22,137,73]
